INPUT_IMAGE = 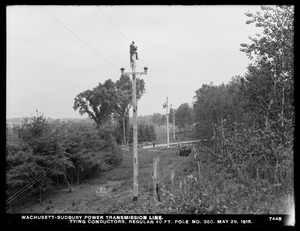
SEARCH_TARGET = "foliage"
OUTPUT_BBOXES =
[6,112,65,202]
[73,75,145,129]
[153,143,292,214]
[155,5,294,215]
[6,113,122,206]
[73,79,118,126]
[151,113,163,126]
[175,103,193,129]
[128,124,156,144]
[240,5,294,130]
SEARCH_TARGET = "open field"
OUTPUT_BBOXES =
[14,146,188,214]
[13,142,293,215]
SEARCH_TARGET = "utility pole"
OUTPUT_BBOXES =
[163,97,170,148]
[120,44,148,203]
[173,109,176,140]
[123,116,126,145]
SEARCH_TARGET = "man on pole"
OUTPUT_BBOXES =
[130,41,139,62]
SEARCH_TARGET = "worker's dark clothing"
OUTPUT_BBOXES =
[130,43,139,60]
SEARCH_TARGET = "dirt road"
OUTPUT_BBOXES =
[143,140,200,149]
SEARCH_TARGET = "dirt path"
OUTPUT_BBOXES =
[143,140,200,149]
[17,146,184,214]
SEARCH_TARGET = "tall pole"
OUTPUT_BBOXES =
[131,56,138,202]
[173,109,176,140]
[120,45,148,203]
[123,116,126,145]
[166,97,169,148]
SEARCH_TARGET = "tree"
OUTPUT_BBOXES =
[161,114,166,125]
[151,113,162,127]
[175,103,193,128]
[73,79,119,127]
[74,75,145,143]
[115,74,145,144]
[6,112,65,203]
[169,108,174,124]
[240,5,294,130]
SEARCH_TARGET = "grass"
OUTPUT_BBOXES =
[13,136,294,215]
[14,147,183,214]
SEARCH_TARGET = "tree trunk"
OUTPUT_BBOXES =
[64,164,72,188]
[281,85,285,127]
[77,168,80,186]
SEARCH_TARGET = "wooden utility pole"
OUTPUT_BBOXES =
[153,157,160,202]
[166,97,170,148]
[173,109,176,140]
[123,116,126,145]
[120,45,148,203]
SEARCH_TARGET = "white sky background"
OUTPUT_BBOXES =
[7,5,265,119]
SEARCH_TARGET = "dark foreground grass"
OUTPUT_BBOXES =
[14,144,294,215]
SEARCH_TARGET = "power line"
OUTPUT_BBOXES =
[93,7,165,105]
[6,132,95,205]
[97,6,131,43]
[90,6,129,59]
[40,6,119,70]
[96,7,151,74]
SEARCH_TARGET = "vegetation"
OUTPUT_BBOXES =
[6,112,122,208]
[6,5,293,215]
[154,5,294,214]
[128,124,156,144]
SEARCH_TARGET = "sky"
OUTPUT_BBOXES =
[6,5,265,119]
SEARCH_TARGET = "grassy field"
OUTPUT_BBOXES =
[14,143,293,215]
[13,127,293,215]
[15,146,189,214]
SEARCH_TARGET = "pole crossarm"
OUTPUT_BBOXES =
[123,71,147,75]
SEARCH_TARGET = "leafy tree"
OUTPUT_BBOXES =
[73,79,118,126]
[175,103,194,130]
[240,5,294,130]
[151,113,162,126]
[115,74,145,144]
[6,112,65,203]
[169,108,174,124]
[74,75,145,145]
[161,114,166,125]
[56,121,122,185]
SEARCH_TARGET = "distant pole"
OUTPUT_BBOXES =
[173,109,176,140]
[123,116,126,145]
[166,97,170,148]
[120,44,148,203]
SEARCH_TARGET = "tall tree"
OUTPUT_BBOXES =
[115,74,145,144]
[7,112,65,203]
[240,5,294,130]
[73,79,118,127]
[151,113,162,127]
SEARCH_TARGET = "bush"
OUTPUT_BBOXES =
[151,137,293,214]
[6,114,123,209]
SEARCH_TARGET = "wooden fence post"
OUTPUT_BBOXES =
[153,157,160,202]
[170,170,175,191]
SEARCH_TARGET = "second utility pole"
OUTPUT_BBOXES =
[166,97,170,148]
[173,109,176,140]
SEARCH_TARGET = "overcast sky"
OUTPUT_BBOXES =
[7,5,265,119]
